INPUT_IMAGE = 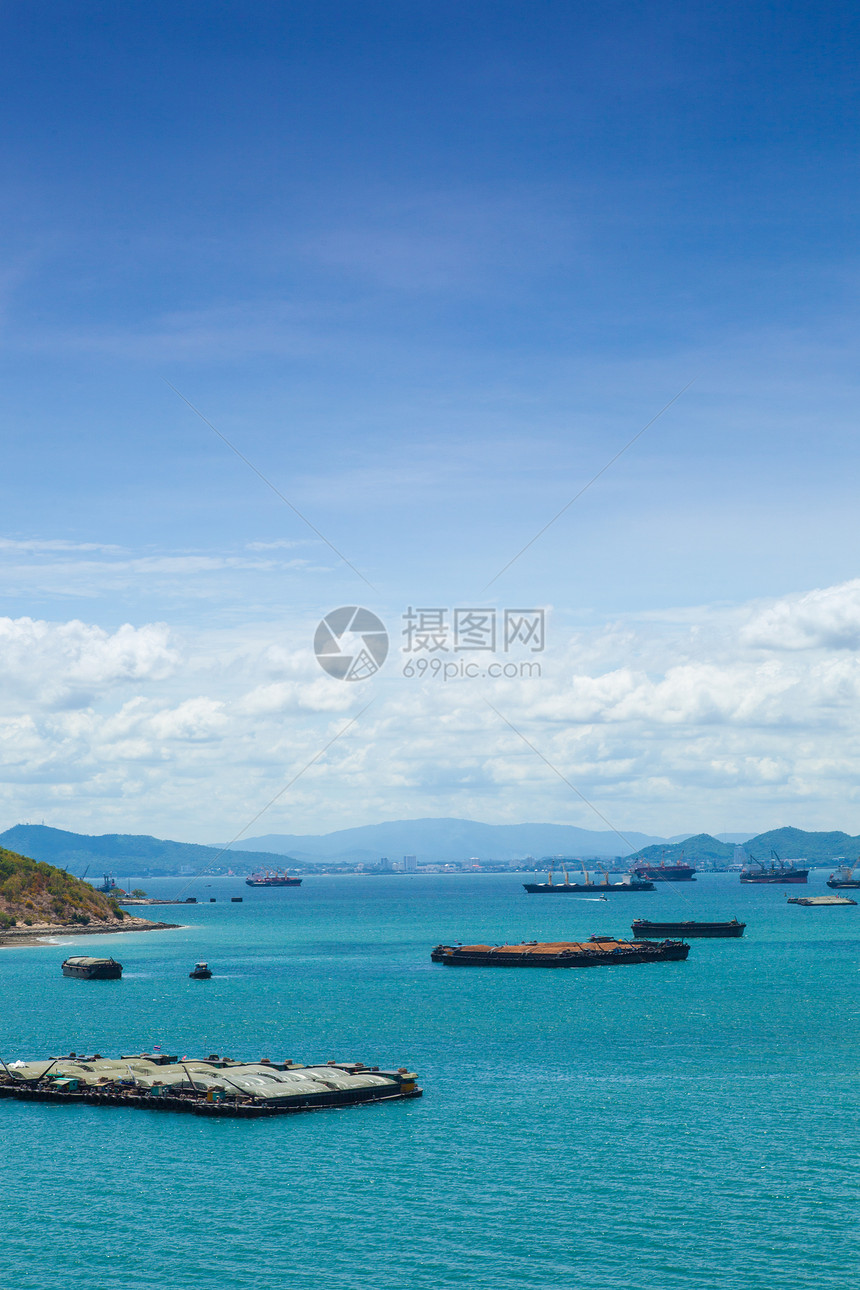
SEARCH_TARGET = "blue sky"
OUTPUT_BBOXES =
[2,2,860,840]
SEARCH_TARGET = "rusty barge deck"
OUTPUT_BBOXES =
[430,938,689,967]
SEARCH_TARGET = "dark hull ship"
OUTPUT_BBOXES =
[740,854,808,884]
[523,863,653,894]
[630,861,696,882]
[631,918,745,938]
[826,863,860,889]
[245,870,302,887]
[431,938,689,968]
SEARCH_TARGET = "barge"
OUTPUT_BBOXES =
[631,918,745,938]
[786,894,857,906]
[430,937,689,968]
[62,957,123,979]
[0,1053,420,1119]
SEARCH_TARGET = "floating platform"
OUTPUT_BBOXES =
[0,1054,421,1118]
[631,918,746,938]
[61,957,122,979]
[430,938,689,968]
[786,894,857,906]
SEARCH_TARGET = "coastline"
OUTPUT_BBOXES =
[0,915,181,948]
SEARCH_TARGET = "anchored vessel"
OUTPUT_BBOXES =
[245,869,302,887]
[827,862,860,890]
[786,894,857,906]
[740,854,808,884]
[630,857,697,882]
[631,918,745,938]
[0,1052,421,1118]
[61,957,122,979]
[523,864,654,894]
[430,937,689,967]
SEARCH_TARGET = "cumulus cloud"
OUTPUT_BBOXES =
[0,618,179,707]
[4,579,860,839]
[741,579,860,650]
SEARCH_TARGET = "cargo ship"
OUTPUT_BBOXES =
[740,853,808,884]
[631,918,745,938]
[630,855,696,881]
[245,869,302,887]
[826,862,860,890]
[430,937,689,968]
[523,864,654,894]
[61,957,123,979]
[0,1052,420,1119]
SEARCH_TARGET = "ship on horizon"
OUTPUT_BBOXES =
[245,869,302,887]
[524,862,654,894]
[826,861,860,889]
[740,852,808,884]
[630,852,696,882]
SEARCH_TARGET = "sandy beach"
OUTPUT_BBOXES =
[0,916,181,947]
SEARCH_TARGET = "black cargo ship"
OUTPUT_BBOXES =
[740,853,808,884]
[631,918,745,938]
[523,864,653,894]
[245,869,302,887]
[630,859,696,882]
[826,863,860,889]
[430,937,689,967]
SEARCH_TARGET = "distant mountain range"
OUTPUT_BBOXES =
[229,818,667,863]
[2,819,852,877]
[0,824,297,878]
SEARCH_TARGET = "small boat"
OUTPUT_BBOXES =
[786,894,857,906]
[827,861,860,889]
[189,962,212,979]
[631,918,746,938]
[61,956,122,979]
[523,863,654,894]
[245,869,302,887]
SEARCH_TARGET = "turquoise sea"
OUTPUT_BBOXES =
[1,871,858,1289]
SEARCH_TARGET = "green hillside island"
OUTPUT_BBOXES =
[628,827,860,868]
[0,846,127,929]
[0,824,301,879]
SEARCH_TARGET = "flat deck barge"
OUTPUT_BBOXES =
[786,894,857,906]
[631,918,745,938]
[0,1053,421,1118]
[431,938,689,967]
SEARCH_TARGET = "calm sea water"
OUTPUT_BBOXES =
[1,871,858,1289]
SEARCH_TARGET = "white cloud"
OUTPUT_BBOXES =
[741,579,860,650]
[3,578,860,839]
[0,618,178,708]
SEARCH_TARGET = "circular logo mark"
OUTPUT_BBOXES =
[314,606,389,681]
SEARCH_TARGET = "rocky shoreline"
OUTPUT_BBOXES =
[0,915,181,947]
